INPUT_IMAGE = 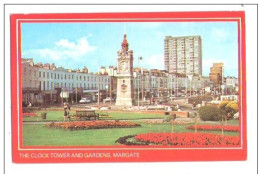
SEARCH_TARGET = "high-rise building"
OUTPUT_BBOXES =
[209,62,224,86]
[164,36,202,75]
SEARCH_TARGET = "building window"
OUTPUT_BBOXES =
[54,73,56,79]
[34,71,36,77]
[51,73,53,79]
[47,72,49,78]
[65,74,67,79]
[39,72,41,77]
[43,72,45,78]
[58,74,59,79]
[84,76,86,81]
[47,81,49,90]
[65,83,66,88]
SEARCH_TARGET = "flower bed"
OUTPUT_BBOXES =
[134,132,240,147]
[45,121,141,130]
[186,125,240,132]
[142,120,191,125]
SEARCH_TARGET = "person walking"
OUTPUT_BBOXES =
[63,103,70,121]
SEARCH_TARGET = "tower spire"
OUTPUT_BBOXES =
[121,34,129,53]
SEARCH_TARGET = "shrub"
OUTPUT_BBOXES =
[198,106,225,121]
[226,101,239,114]
[219,101,239,119]
[219,101,230,110]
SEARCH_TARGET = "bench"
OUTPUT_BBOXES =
[23,107,41,113]
[74,110,99,121]
[22,113,38,117]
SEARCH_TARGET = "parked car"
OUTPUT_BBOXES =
[79,98,91,104]
[103,97,113,103]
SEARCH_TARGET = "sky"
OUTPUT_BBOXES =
[21,22,238,77]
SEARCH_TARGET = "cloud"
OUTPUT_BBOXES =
[211,28,229,42]
[23,37,96,61]
[141,54,164,70]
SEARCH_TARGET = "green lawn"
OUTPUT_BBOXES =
[22,121,239,146]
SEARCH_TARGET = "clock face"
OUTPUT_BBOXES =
[121,61,128,71]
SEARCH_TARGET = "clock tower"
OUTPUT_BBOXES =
[115,34,134,106]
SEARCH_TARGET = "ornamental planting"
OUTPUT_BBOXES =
[134,132,240,147]
[186,125,240,132]
[45,121,141,130]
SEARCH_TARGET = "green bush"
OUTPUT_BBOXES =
[198,106,225,121]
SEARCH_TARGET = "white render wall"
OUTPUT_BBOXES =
[24,65,110,92]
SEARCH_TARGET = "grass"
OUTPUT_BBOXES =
[22,110,240,146]
[22,121,239,146]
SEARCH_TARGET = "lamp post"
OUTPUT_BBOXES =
[141,68,144,107]
[185,75,188,103]
[98,71,100,106]
[137,56,142,109]
[187,74,193,98]
[110,76,112,105]
[105,84,109,99]
[171,75,173,97]
[75,71,78,104]
[133,71,137,104]
[50,78,53,104]
[175,74,178,97]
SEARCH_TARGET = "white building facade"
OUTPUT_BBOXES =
[22,58,111,106]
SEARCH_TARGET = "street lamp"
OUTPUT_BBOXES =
[175,74,178,97]
[187,74,193,98]
[133,71,137,104]
[75,71,78,104]
[137,56,142,109]
[97,70,100,106]
[105,84,109,99]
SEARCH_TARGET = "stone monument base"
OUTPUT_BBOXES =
[115,98,134,106]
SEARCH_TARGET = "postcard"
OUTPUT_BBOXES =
[11,11,246,163]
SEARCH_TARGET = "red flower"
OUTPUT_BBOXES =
[45,121,141,130]
[186,125,240,132]
[135,132,240,147]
